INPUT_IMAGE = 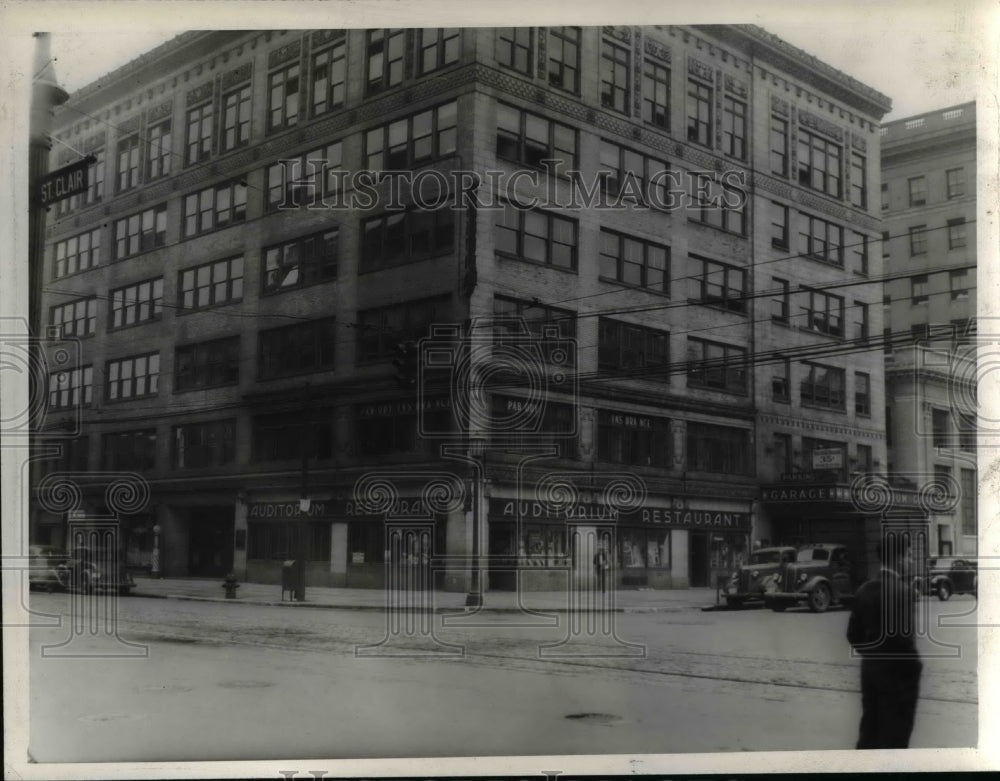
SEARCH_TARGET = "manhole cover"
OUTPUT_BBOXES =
[218,680,274,689]
[79,713,146,725]
[564,712,622,724]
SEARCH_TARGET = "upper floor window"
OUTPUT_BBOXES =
[772,357,790,403]
[51,296,97,338]
[598,318,669,381]
[493,296,577,366]
[175,336,240,391]
[598,140,669,206]
[418,28,460,75]
[183,180,247,237]
[908,176,927,206]
[911,274,929,305]
[686,78,713,147]
[800,287,845,337]
[686,422,750,475]
[855,372,871,416]
[800,362,846,410]
[268,63,301,131]
[113,204,167,260]
[254,410,333,462]
[689,176,747,235]
[597,410,670,467]
[599,230,669,293]
[49,365,92,410]
[263,229,338,294]
[950,268,970,299]
[771,278,790,323]
[496,103,577,172]
[600,39,631,115]
[850,152,867,208]
[59,149,106,213]
[881,182,890,212]
[853,301,870,341]
[365,101,457,171]
[948,218,967,249]
[687,255,746,313]
[642,59,670,130]
[53,227,101,279]
[102,430,156,471]
[909,225,927,255]
[946,167,966,199]
[362,208,455,272]
[116,134,141,192]
[146,120,171,181]
[180,255,244,311]
[799,212,844,266]
[771,201,789,250]
[311,37,347,116]
[220,85,252,152]
[722,96,747,160]
[797,128,842,198]
[851,231,869,275]
[548,27,580,94]
[494,202,577,270]
[109,277,163,330]
[357,294,452,363]
[267,141,343,210]
[367,28,405,94]
[686,337,746,394]
[258,318,336,380]
[770,116,788,176]
[172,419,236,469]
[106,352,160,402]
[497,28,532,74]
[186,101,213,165]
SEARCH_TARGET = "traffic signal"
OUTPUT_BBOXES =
[392,340,419,389]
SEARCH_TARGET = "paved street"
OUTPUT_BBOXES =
[25,590,977,762]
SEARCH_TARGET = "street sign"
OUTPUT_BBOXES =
[37,155,94,207]
[812,448,844,469]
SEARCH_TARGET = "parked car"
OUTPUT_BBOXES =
[28,545,70,592]
[59,545,136,596]
[722,546,796,608]
[924,557,977,601]
[762,543,859,613]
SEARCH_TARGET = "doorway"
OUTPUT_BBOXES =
[689,532,709,587]
[188,506,234,577]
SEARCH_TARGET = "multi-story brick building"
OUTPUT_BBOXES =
[34,26,892,591]
[881,102,977,557]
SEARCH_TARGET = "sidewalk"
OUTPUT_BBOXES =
[130,576,722,613]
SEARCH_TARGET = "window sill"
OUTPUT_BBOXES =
[360,249,456,275]
[799,402,847,414]
[176,299,244,316]
[796,326,843,341]
[182,217,248,242]
[261,277,338,297]
[686,383,748,397]
[600,276,669,297]
[173,382,240,394]
[257,367,336,383]
[495,251,577,274]
[687,298,747,316]
[687,218,747,239]
[105,394,160,405]
[108,316,164,334]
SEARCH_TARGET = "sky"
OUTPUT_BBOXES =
[31,0,990,122]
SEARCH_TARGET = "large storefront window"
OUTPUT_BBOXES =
[248,521,331,561]
[617,527,670,569]
[710,533,748,572]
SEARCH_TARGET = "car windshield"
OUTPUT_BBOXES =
[750,550,784,564]
[796,547,830,562]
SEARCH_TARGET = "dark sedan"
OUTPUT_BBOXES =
[923,557,977,601]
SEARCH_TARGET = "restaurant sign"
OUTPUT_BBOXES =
[490,500,749,529]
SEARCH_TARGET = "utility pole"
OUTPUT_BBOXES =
[296,384,312,601]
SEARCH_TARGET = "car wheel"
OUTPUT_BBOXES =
[725,597,743,609]
[808,583,832,613]
[937,581,952,601]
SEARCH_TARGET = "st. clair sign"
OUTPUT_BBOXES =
[490,500,749,529]
[37,156,95,207]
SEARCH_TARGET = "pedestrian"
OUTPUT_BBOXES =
[593,542,610,593]
[846,533,922,749]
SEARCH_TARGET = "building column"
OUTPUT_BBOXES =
[158,505,188,577]
[232,498,248,579]
[444,506,469,592]
[330,522,347,586]
[671,529,689,588]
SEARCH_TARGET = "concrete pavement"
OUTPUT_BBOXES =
[129,575,722,612]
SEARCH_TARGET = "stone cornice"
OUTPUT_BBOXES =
[758,412,885,441]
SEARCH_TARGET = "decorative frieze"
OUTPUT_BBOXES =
[221,62,252,90]
[186,80,214,105]
[146,100,172,122]
[118,114,141,135]
[724,74,748,98]
[603,25,631,44]
[771,94,789,116]
[799,109,843,142]
[311,29,345,48]
[644,38,671,63]
[268,38,302,69]
[537,27,547,76]
[851,132,867,152]
[83,131,106,152]
[688,56,713,82]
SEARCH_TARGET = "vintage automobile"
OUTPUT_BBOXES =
[924,556,977,601]
[762,543,858,613]
[722,546,796,608]
[58,545,136,596]
[28,545,70,592]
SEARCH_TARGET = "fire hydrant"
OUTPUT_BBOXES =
[222,573,240,599]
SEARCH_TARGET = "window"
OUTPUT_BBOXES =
[851,231,869,275]
[687,256,746,313]
[267,141,343,209]
[183,180,247,236]
[597,410,670,467]
[268,63,300,131]
[599,230,669,293]
[36,435,89,475]
[51,297,97,337]
[686,338,747,394]
[146,120,171,180]
[418,28,459,75]
[908,176,927,206]
[365,101,457,170]
[362,208,455,271]
[600,39,631,114]
[797,128,842,198]
[911,323,930,342]
[774,433,792,475]
[800,288,845,337]
[912,274,929,304]
[950,268,970,299]
[258,318,337,379]
[180,255,244,310]
[881,182,890,212]
[253,411,333,461]
[689,176,746,234]
[116,133,141,192]
[110,277,163,329]
[960,468,976,536]
[175,336,240,391]
[850,152,866,208]
[103,430,156,471]
[263,229,337,293]
[497,28,532,74]
[496,103,576,171]
[311,37,347,116]
[493,296,577,366]
[686,422,750,474]
[770,116,788,176]
[72,149,105,206]
[491,395,576,456]
[771,202,789,250]
[186,101,213,165]
[106,352,160,401]
[947,167,966,199]
[853,301,869,341]
[367,28,405,93]
[798,212,844,265]
[932,408,950,448]
[48,365,92,410]
[113,204,167,260]
[771,278,790,323]
[948,218,967,249]
[252,521,332,561]
[598,140,669,205]
[686,79,712,146]
[220,85,252,151]
[172,419,236,469]
[356,402,450,457]
[800,362,846,410]
[772,358,790,403]
[722,96,747,159]
[856,444,873,474]
[494,203,576,270]
[357,295,452,363]
[642,58,669,129]
[53,228,101,279]
[855,372,871,415]
[598,318,669,381]
[882,230,891,258]
[958,411,976,451]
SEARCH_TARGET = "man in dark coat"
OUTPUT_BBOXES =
[846,533,923,749]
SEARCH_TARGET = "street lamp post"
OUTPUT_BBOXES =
[466,438,485,608]
[151,524,161,578]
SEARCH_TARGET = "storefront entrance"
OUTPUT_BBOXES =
[689,532,709,587]
[188,506,234,577]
